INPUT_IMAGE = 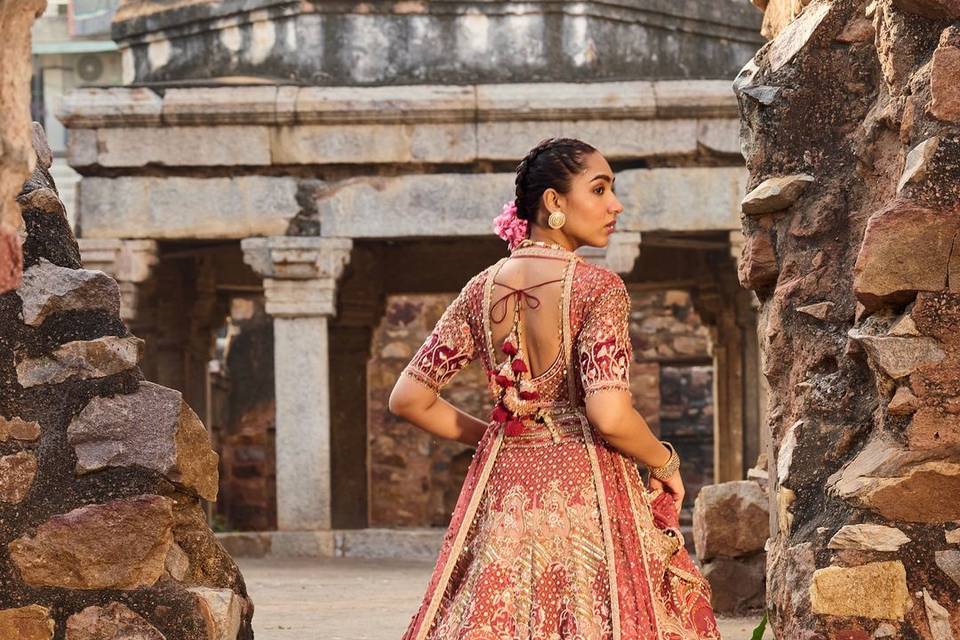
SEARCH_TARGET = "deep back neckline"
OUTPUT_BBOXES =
[484,250,579,382]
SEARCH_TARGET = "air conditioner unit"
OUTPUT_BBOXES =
[76,54,105,83]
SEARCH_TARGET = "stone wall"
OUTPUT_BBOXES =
[630,289,715,512]
[0,127,253,639]
[0,0,46,295]
[369,286,714,526]
[736,0,960,636]
[213,297,277,533]
[109,0,761,86]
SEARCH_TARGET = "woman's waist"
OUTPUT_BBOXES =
[491,404,589,446]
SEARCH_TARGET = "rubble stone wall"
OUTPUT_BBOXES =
[736,0,960,636]
[0,127,253,639]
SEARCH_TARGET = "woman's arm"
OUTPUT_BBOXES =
[388,373,489,447]
[585,389,672,466]
[586,388,684,511]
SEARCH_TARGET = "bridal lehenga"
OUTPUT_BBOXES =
[399,242,720,640]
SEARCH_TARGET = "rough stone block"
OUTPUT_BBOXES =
[0,605,54,640]
[701,553,766,613]
[826,436,960,522]
[692,480,769,561]
[188,587,242,640]
[16,335,144,388]
[737,231,779,290]
[931,44,960,122]
[740,174,814,215]
[8,494,174,590]
[66,602,165,640]
[68,381,219,500]
[907,407,960,449]
[853,200,958,310]
[0,451,37,503]
[0,415,41,442]
[826,524,911,552]
[846,331,946,380]
[16,258,120,326]
[897,137,940,192]
[766,1,833,69]
[809,561,911,620]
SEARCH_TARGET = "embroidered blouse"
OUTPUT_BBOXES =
[400,255,633,405]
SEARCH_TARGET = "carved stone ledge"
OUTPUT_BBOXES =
[241,237,353,318]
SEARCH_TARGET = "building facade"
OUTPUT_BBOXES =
[58,0,766,555]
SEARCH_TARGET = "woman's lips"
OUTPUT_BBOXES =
[605,222,616,233]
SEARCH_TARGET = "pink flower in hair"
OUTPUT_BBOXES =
[493,199,528,250]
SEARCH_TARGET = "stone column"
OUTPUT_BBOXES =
[693,251,765,484]
[78,239,159,323]
[241,236,352,532]
[579,231,642,274]
[79,238,161,380]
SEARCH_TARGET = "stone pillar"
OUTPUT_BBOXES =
[79,238,160,380]
[693,253,765,484]
[241,236,352,532]
[580,231,642,274]
[78,239,159,322]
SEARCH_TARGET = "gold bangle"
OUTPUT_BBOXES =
[647,440,680,481]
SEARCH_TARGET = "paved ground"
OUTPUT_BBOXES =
[237,557,772,640]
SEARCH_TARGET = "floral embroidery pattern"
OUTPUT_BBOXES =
[401,273,486,394]
[577,283,632,397]
[400,251,719,640]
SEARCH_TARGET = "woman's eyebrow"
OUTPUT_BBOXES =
[592,174,614,183]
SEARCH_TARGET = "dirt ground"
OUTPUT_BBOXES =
[237,556,773,640]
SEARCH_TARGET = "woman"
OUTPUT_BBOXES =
[389,138,719,640]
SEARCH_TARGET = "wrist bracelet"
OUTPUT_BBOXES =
[646,440,680,481]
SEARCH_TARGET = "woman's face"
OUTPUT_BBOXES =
[544,151,624,249]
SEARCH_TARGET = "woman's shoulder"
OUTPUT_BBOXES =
[573,259,628,299]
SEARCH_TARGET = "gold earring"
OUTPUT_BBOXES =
[547,210,566,229]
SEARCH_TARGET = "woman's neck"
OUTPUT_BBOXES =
[528,227,578,252]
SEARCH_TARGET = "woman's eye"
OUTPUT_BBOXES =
[594,186,604,194]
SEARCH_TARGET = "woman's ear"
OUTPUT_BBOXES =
[542,188,562,213]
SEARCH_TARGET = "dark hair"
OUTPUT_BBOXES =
[514,137,597,224]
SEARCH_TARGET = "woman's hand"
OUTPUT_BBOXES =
[647,469,684,515]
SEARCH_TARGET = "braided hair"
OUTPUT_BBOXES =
[514,137,597,225]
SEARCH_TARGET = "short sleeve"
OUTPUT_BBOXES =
[576,279,633,397]
[401,280,478,395]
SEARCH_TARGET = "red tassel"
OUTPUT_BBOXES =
[505,419,525,436]
[494,374,514,387]
[491,404,511,423]
[511,359,528,373]
[518,390,539,401]
[501,340,518,356]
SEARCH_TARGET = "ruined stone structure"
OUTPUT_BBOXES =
[0,124,253,639]
[59,0,768,557]
[735,0,960,636]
